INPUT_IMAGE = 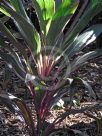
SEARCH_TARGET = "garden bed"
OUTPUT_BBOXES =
[0,1,102,136]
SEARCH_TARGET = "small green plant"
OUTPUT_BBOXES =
[0,0,102,136]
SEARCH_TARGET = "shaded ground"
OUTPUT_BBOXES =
[0,54,102,136]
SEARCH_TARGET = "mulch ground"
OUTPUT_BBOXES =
[0,54,102,136]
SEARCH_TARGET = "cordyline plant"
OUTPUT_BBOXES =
[0,0,102,135]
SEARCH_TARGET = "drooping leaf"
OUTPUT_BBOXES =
[0,20,27,61]
[71,48,102,72]
[0,35,24,67]
[0,92,36,136]
[0,92,16,114]
[0,50,44,89]
[0,3,41,55]
[9,0,30,21]
[0,15,10,23]
[70,77,96,102]
[64,0,102,48]
[0,6,10,16]
[54,103,102,125]
[65,24,102,58]
[0,51,26,80]
[14,98,36,135]
[3,65,12,89]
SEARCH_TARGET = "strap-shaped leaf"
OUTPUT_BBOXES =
[33,0,54,35]
[0,38,46,94]
[46,0,79,47]
[0,92,36,136]
[0,51,26,80]
[53,0,78,20]
[71,48,102,72]
[9,0,30,21]
[0,35,23,67]
[0,20,27,61]
[33,0,79,45]
[65,24,102,58]
[0,92,16,114]
[54,103,102,126]
[70,77,96,101]
[64,0,102,48]
[0,15,10,23]
[3,65,12,89]
[14,98,36,136]
[32,0,45,34]
[36,0,54,21]
[0,3,41,55]
[0,6,10,16]
[0,35,12,50]
[0,50,47,90]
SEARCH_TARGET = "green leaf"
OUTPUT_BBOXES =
[0,92,36,135]
[9,0,30,21]
[34,0,54,35]
[71,48,102,72]
[0,35,23,65]
[53,0,77,20]
[0,92,16,114]
[65,24,102,58]
[0,51,45,90]
[0,36,24,73]
[0,15,10,23]
[3,65,12,89]
[64,0,102,48]
[70,77,96,100]
[36,0,54,21]
[0,51,26,80]
[46,0,79,47]
[0,20,28,61]
[32,0,45,34]
[0,4,41,55]
[0,6,10,16]
[14,98,36,135]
